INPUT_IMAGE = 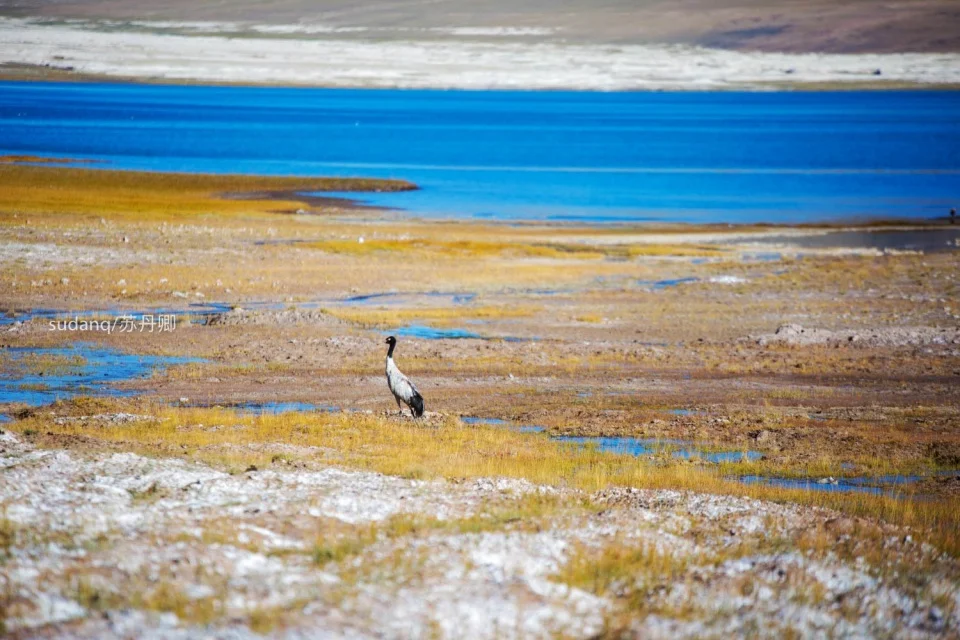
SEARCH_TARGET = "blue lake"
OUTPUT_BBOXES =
[1,81,959,223]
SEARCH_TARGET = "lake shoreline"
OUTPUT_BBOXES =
[6,62,960,93]
[304,188,959,229]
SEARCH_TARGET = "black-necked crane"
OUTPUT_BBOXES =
[384,336,424,418]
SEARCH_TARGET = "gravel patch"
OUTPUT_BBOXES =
[1,428,957,638]
[753,323,960,347]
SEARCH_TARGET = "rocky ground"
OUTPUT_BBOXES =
[4,426,958,638]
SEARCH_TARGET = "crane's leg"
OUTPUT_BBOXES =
[395,396,406,417]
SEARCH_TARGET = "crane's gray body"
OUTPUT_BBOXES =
[385,340,424,417]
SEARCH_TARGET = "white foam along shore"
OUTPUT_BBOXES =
[1,17,960,90]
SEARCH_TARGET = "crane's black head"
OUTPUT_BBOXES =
[385,336,396,346]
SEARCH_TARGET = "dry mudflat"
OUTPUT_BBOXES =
[1,163,959,637]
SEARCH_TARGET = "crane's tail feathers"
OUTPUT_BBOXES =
[410,392,425,418]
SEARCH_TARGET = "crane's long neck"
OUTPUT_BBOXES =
[387,342,396,358]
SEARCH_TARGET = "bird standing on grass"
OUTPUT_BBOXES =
[384,336,424,418]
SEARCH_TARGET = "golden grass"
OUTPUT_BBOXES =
[552,525,927,632]
[304,237,606,260]
[0,514,16,561]
[555,539,693,601]
[312,494,566,567]
[68,575,128,613]
[323,305,540,329]
[62,566,222,625]
[0,164,412,221]
[313,531,376,566]
[304,236,731,260]
[624,243,727,258]
[136,582,221,625]
[0,351,86,376]
[14,401,960,557]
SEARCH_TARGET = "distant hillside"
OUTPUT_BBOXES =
[1,0,958,53]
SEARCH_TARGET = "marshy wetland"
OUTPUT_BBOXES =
[1,159,960,637]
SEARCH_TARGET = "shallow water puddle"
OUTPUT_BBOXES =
[667,408,706,417]
[237,401,339,415]
[393,325,484,340]
[0,304,234,328]
[462,416,759,462]
[520,288,574,296]
[388,325,534,341]
[741,252,784,262]
[636,277,699,290]
[337,291,477,306]
[184,401,340,415]
[0,294,485,326]
[739,470,960,496]
[555,436,762,463]
[637,274,767,291]
[739,475,904,496]
[0,343,202,406]
[460,416,510,426]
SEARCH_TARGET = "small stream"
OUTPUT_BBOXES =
[459,414,957,497]
[182,401,340,415]
[739,471,960,497]
[2,302,532,342]
[554,435,762,463]
[0,343,202,407]
[460,415,761,462]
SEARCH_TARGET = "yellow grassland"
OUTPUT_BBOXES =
[323,305,541,328]
[0,164,413,221]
